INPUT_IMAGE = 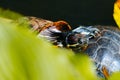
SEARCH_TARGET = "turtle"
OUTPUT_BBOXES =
[86,26,120,78]
[66,25,120,78]
[27,17,120,78]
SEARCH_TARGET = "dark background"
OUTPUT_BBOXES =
[0,0,116,28]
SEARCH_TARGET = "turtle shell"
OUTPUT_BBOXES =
[85,25,120,77]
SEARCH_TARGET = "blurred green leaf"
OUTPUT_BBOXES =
[0,8,101,80]
[0,16,98,80]
[70,54,97,80]
[108,72,120,80]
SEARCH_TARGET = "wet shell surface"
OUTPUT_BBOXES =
[85,26,120,77]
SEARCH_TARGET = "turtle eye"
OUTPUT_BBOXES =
[66,34,78,45]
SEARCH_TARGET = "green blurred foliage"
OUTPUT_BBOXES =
[109,72,120,80]
[0,17,98,80]
[0,8,98,80]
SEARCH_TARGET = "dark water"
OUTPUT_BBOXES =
[0,0,116,28]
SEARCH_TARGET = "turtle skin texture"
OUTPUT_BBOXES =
[85,26,120,78]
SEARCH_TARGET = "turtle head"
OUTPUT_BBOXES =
[66,26,100,52]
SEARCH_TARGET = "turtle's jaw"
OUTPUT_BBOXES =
[66,40,89,52]
[67,43,88,53]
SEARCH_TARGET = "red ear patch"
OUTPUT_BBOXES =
[53,21,71,32]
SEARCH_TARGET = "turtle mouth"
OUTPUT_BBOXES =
[67,43,88,52]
